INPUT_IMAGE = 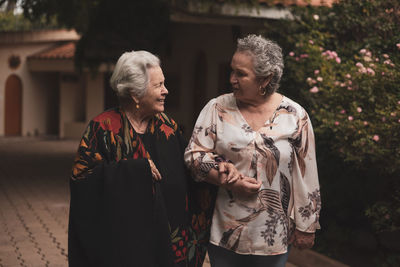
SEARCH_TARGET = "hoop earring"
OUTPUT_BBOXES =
[259,86,267,96]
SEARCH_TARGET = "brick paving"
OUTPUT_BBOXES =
[0,138,76,267]
[0,137,313,267]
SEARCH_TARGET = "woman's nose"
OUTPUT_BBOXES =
[230,72,237,84]
[162,85,168,95]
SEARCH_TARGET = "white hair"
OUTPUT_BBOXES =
[237,34,284,95]
[110,50,160,100]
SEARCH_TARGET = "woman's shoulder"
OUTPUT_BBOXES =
[216,93,235,106]
[155,112,179,132]
[89,107,123,134]
[280,95,308,118]
[92,107,121,123]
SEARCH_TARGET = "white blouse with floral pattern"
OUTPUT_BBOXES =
[184,93,321,256]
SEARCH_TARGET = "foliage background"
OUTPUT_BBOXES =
[263,1,400,266]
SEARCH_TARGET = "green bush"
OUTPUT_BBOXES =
[265,0,400,265]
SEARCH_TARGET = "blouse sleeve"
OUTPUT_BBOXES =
[291,110,321,233]
[184,99,222,181]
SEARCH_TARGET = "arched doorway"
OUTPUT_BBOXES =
[5,74,22,136]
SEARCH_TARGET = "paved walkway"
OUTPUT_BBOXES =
[0,137,346,267]
[0,138,75,267]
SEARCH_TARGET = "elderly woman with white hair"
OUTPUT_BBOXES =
[69,50,210,267]
[184,35,321,267]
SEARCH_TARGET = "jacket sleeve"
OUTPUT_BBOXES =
[184,99,222,182]
[291,110,321,233]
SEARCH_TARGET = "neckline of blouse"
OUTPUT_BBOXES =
[232,94,286,133]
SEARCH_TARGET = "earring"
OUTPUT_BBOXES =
[259,86,266,96]
[136,103,140,109]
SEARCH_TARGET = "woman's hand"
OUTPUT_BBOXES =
[148,159,162,181]
[225,176,262,198]
[288,229,315,249]
[217,162,243,185]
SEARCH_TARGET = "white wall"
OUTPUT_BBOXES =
[0,42,59,136]
[59,74,85,139]
[85,72,105,122]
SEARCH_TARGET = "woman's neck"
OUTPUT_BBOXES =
[123,104,151,134]
[237,93,281,113]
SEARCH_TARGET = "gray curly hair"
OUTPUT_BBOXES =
[110,50,160,101]
[237,34,284,95]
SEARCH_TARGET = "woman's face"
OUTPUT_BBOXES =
[138,66,168,115]
[230,51,262,103]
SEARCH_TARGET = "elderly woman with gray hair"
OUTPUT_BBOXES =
[69,51,210,267]
[184,34,321,266]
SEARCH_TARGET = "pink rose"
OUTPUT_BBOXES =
[289,51,295,56]
[357,107,362,113]
[348,116,354,121]
[317,77,323,82]
[336,57,341,64]
[363,121,368,126]
[397,43,400,50]
[366,68,375,76]
[372,135,379,142]
[356,62,363,68]
[383,54,389,59]
[345,74,351,79]
[334,121,340,126]
[310,86,319,93]
[314,69,320,75]
[340,109,346,114]
[309,40,314,45]
[360,49,366,54]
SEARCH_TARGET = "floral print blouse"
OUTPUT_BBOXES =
[184,93,321,255]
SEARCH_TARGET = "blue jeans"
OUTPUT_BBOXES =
[208,243,290,267]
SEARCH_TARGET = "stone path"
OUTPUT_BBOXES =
[0,138,75,267]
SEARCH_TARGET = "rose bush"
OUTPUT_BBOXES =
[263,0,400,264]
[286,41,400,174]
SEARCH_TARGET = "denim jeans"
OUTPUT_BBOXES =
[208,243,290,267]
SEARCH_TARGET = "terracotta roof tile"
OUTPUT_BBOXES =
[28,42,75,60]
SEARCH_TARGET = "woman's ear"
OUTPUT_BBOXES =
[261,75,273,89]
[130,94,140,105]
